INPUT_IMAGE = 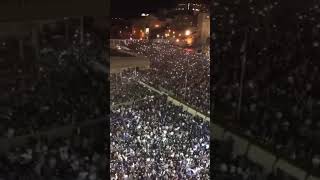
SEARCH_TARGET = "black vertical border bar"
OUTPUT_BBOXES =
[100,1,110,179]
[105,16,111,179]
[104,2,111,179]
[0,0,111,178]
[209,0,214,179]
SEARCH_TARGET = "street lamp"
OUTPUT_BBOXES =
[185,30,191,36]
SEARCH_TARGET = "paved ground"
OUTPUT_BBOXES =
[110,56,150,73]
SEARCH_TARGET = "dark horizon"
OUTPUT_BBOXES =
[111,0,176,18]
[111,0,210,18]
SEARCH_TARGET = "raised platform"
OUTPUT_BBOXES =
[110,48,150,73]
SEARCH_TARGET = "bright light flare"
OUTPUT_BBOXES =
[185,30,191,36]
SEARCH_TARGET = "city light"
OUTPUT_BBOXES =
[145,28,150,34]
[176,39,180,42]
[186,37,193,45]
[155,24,160,28]
[185,30,191,36]
[157,34,160,38]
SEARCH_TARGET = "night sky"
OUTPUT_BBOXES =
[111,0,177,17]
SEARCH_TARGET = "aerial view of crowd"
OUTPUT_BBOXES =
[212,0,320,175]
[110,71,157,105]
[109,24,211,178]
[110,65,209,178]
[126,41,210,115]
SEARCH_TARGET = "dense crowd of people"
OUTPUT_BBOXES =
[212,0,320,173]
[2,2,320,177]
[110,0,320,177]
[110,40,210,178]
[110,74,209,179]
[110,71,157,105]
[126,41,210,115]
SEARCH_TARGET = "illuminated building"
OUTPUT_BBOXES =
[172,14,195,28]
[197,12,210,46]
[173,0,209,15]
[175,2,202,13]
